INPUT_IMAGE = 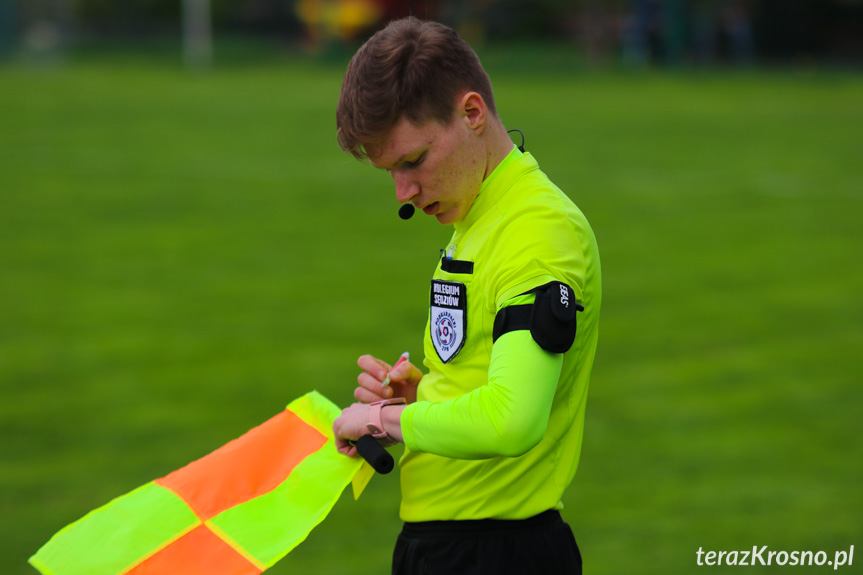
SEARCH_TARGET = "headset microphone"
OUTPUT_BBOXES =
[507,128,525,153]
[398,204,416,220]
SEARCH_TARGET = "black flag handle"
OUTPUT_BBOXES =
[355,435,395,474]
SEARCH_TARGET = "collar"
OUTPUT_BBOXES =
[454,146,538,233]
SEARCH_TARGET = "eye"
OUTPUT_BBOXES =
[404,153,426,169]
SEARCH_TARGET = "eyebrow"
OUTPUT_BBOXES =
[372,148,426,171]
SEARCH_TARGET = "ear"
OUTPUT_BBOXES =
[457,91,488,134]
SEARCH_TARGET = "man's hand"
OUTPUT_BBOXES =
[333,401,406,457]
[356,354,422,404]
[332,402,371,458]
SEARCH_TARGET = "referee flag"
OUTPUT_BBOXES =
[29,391,366,575]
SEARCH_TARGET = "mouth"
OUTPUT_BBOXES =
[422,202,440,215]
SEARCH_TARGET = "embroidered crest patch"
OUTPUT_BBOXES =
[430,279,467,363]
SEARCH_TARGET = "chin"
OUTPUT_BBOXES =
[435,212,459,225]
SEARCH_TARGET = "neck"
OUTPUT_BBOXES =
[482,119,518,180]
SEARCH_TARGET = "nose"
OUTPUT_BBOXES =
[392,170,419,205]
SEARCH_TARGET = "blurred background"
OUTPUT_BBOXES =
[1,1,861,574]
[2,0,863,66]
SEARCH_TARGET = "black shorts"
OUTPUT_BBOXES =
[392,510,582,575]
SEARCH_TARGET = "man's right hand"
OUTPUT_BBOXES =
[355,354,422,404]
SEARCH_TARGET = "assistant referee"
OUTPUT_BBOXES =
[332,17,601,575]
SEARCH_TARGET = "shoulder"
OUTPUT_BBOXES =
[482,184,588,308]
[496,178,584,259]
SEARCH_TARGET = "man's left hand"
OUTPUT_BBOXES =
[333,402,372,457]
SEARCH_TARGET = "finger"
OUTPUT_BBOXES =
[358,371,390,392]
[390,361,422,384]
[358,355,390,381]
[338,442,357,457]
[333,417,358,456]
[355,385,392,403]
[356,375,393,402]
[335,439,358,458]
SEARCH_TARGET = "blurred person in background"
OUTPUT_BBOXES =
[295,0,381,51]
[333,16,601,574]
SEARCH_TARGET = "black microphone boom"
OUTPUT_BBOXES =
[399,204,415,220]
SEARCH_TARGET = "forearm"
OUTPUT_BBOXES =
[400,330,563,459]
[381,404,406,443]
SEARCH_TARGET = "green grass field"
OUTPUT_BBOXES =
[2,54,861,574]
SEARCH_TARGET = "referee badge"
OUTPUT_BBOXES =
[430,279,467,363]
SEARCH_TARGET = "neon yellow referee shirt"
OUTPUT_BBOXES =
[399,146,602,521]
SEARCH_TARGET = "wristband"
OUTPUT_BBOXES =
[367,397,407,441]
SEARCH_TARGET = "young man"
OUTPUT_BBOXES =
[332,17,601,575]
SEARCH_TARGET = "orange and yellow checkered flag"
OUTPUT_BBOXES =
[30,391,367,575]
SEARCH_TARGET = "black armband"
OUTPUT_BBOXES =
[492,281,584,353]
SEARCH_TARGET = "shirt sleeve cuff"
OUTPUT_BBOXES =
[400,401,420,451]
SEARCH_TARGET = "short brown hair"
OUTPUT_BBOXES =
[336,17,497,160]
